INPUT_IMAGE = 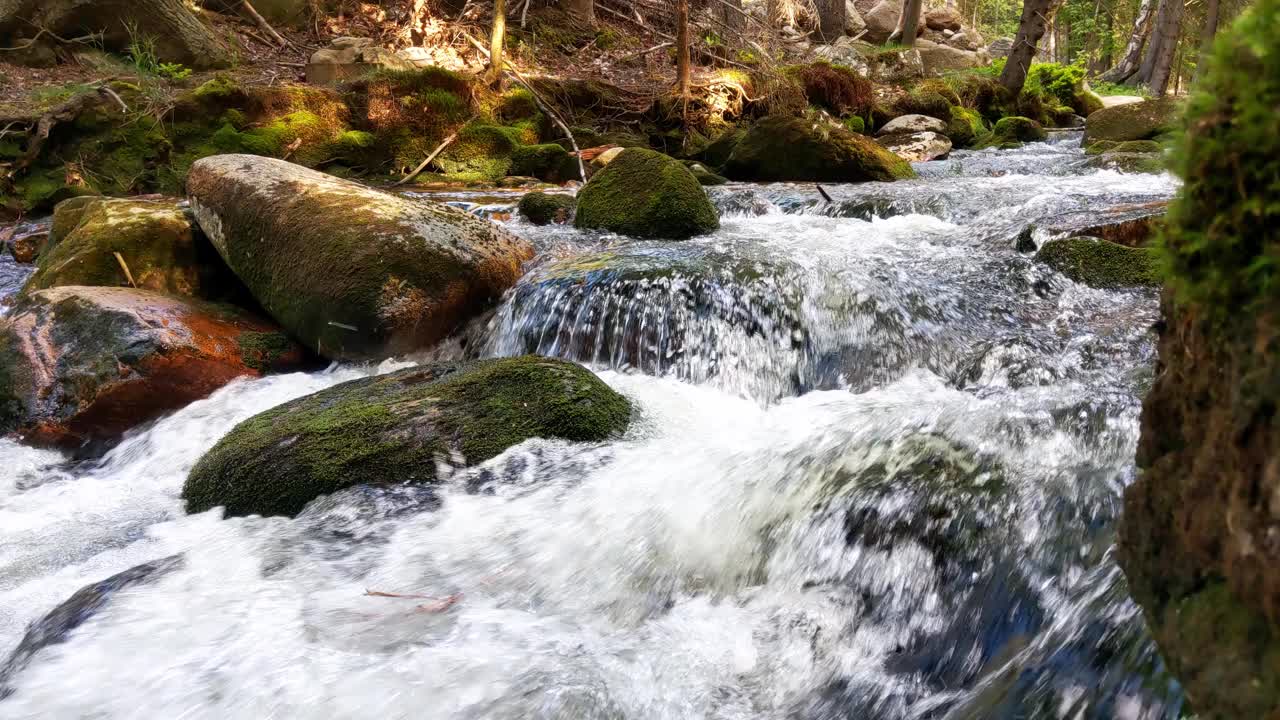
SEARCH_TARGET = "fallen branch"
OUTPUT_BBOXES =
[365,589,463,613]
[241,0,290,46]
[617,41,673,61]
[113,252,138,288]
[460,31,587,182]
[392,125,466,186]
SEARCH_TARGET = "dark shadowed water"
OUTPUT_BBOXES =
[0,135,1184,718]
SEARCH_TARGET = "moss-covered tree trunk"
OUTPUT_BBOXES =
[0,0,232,68]
[999,0,1059,94]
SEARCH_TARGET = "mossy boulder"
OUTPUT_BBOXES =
[685,162,729,186]
[434,123,525,181]
[724,115,916,183]
[1085,139,1162,155]
[22,198,229,300]
[1083,152,1166,174]
[1083,96,1181,144]
[1034,237,1158,288]
[187,155,534,361]
[519,191,576,225]
[696,128,745,168]
[0,286,307,448]
[1118,1,1280,716]
[182,356,632,518]
[987,116,1047,146]
[510,143,581,183]
[574,148,719,239]
[946,106,987,148]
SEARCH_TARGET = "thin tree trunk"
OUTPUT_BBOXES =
[676,0,690,108]
[889,0,923,46]
[999,0,1059,94]
[1136,0,1183,95]
[1193,0,1220,82]
[814,0,845,40]
[487,0,506,87]
[1098,0,1155,82]
[567,0,595,25]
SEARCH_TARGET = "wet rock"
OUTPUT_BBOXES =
[518,191,576,225]
[685,162,729,186]
[187,155,533,361]
[724,115,916,183]
[183,356,632,518]
[0,286,308,448]
[1034,237,1158,288]
[1043,201,1167,247]
[0,555,183,699]
[1082,152,1166,174]
[574,148,719,240]
[877,131,952,162]
[3,228,48,264]
[510,143,581,183]
[979,116,1047,148]
[695,128,745,169]
[21,197,227,300]
[1119,3,1280,715]
[877,114,949,136]
[1083,97,1182,144]
[1085,139,1162,155]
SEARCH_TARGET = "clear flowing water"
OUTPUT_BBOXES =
[0,137,1184,718]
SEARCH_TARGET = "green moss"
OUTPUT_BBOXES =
[976,116,1047,148]
[724,115,916,183]
[496,87,541,124]
[1155,0,1280,315]
[946,106,986,148]
[519,191,576,225]
[1082,152,1167,174]
[237,330,298,372]
[434,123,522,181]
[843,115,866,134]
[1075,88,1105,116]
[1085,139,1120,155]
[182,356,631,518]
[893,89,952,119]
[1083,96,1182,143]
[1035,237,1159,288]
[575,148,720,239]
[511,143,580,182]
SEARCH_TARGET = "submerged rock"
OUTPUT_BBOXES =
[724,115,916,183]
[183,356,632,518]
[0,555,183,699]
[518,191,576,225]
[22,197,227,300]
[1083,97,1181,144]
[1035,237,1158,288]
[1119,1,1280,716]
[187,155,533,361]
[0,286,307,448]
[574,148,719,240]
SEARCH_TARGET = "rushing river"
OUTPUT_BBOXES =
[0,135,1184,718]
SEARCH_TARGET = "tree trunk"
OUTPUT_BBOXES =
[1136,0,1183,95]
[0,0,232,68]
[889,0,923,46]
[567,0,595,25]
[814,0,845,40]
[1098,0,1155,82]
[1193,0,1220,82]
[677,0,691,103]
[487,0,506,87]
[999,0,1059,94]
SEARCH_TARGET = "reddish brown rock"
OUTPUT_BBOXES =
[924,8,963,32]
[0,286,309,448]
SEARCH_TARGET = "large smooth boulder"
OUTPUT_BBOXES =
[21,198,225,299]
[915,39,984,74]
[877,114,949,136]
[0,287,307,448]
[877,131,952,162]
[1083,97,1181,143]
[1119,1,1280,716]
[724,116,916,183]
[844,0,868,36]
[862,0,902,43]
[183,356,632,518]
[574,148,719,240]
[187,155,533,361]
[924,8,963,31]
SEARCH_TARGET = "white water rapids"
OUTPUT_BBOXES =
[0,136,1184,718]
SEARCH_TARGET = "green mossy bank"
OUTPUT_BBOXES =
[724,115,915,183]
[187,155,533,361]
[575,148,719,240]
[183,356,632,518]
[1118,0,1280,717]
[518,191,576,225]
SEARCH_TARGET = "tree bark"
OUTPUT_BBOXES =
[999,0,1059,94]
[888,0,924,46]
[566,0,595,25]
[487,0,506,87]
[814,0,845,41]
[1193,0,1220,83]
[0,0,232,68]
[677,0,691,103]
[1136,0,1183,95]
[1098,0,1155,83]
